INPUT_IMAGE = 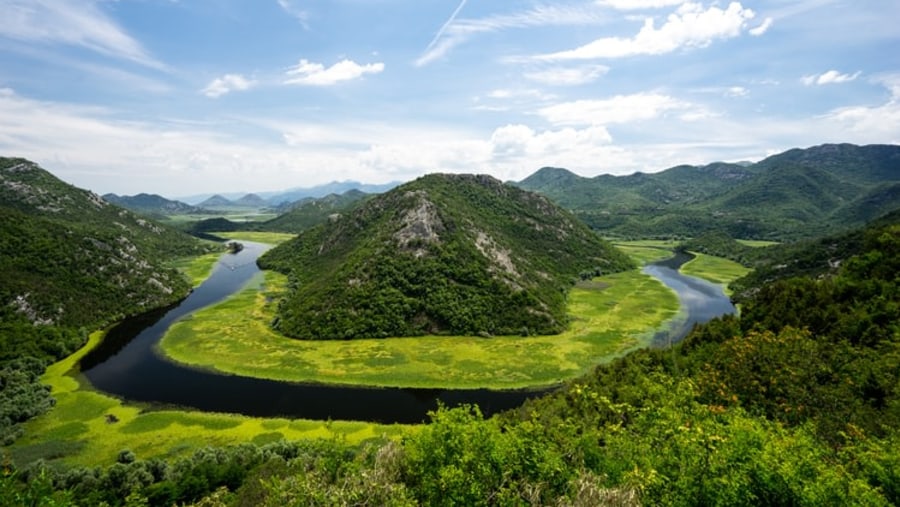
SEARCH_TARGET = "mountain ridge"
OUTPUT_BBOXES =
[516,143,900,239]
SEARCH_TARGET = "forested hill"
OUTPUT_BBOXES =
[0,157,207,331]
[257,189,371,232]
[102,192,202,216]
[517,143,900,239]
[259,173,634,339]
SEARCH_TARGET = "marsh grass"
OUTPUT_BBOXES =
[216,231,297,244]
[736,239,780,248]
[168,252,221,287]
[159,268,680,389]
[679,252,751,291]
[10,329,413,467]
[613,240,678,265]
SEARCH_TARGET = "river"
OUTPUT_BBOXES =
[81,243,734,424]
[642,251,737,347]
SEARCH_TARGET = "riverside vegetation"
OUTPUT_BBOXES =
[3,207,898,505]
[1,148,899,505]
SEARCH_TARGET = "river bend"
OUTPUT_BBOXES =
[82,244,733,423]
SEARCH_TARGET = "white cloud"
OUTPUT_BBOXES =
[0,0,163,69]
[801,70,861,86]
[538,92,691,126]
[727,86,749,97]
[491,124,612,158]
[419,0,469,66]
[524,64,610,86]
[284,59,385,86]
[201,74,257,98]
[595,0,686,10]
[749,17,773,35]
[537,2,757,60]
[819,75,900,142]
[486,89,553,100]
[415,4,610,66]
[277,0,310,27]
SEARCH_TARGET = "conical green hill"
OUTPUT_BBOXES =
[258,173,634,340]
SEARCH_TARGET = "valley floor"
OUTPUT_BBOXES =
[10,237,749,466]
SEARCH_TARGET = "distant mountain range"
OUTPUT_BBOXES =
[187,189,373,236]
[102,193,203,215]
[178,180,400,206]
[515,143,900,239]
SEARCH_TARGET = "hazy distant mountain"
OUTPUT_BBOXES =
[516,143,900,239]
[263,180,399,205]
[178,180,399,206]
[197,194,233,208]
[233,193,268,208]
[102,193,201,215]
[258,173,634,340]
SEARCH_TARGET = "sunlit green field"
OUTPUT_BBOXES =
[612,240,678,265]
[216,231,297,244]
[160,268,679,389]
[9,332,412,467]
[167,252,221,286]
[680,252,751,290]
[162,212,279,225]
[736,239,780,248]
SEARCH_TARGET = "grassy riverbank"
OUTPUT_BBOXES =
[8,232,407,467]
[679,252,751,292]
[13,235,750,467]
[160,268,678,389]
[611,239,678,265]
[9,331,412,467]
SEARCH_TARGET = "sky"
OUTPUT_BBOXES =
[0,0,898,197]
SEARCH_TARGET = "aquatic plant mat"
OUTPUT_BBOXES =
[9,331,410,467]
[160,265,679,389]
[13,237,753,467]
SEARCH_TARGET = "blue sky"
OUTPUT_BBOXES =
[0,0,898,197]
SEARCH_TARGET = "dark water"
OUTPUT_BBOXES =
[642,251,737,347]
[81,246,733,423]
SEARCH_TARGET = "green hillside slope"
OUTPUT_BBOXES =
[517,143,900,239]
[0,158,208,329]
[259,189,371,233]
[259,173,634,339]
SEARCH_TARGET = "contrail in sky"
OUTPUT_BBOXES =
[423,0,469,55]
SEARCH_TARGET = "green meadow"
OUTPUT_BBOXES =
[159,268,679,389]
[736,238,780,248]
[167,252,221,286]
[10,331,412,467]
[611,239,679,265]
[215,231,297,244]
[679,252,751,291]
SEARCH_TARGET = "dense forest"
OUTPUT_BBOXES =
[259,173,633,339]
